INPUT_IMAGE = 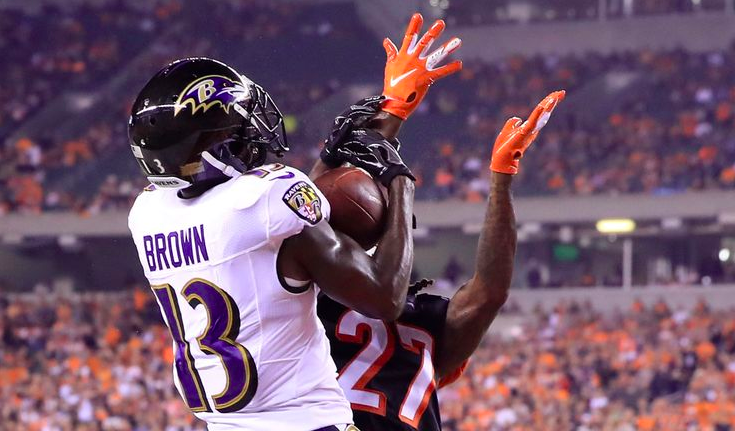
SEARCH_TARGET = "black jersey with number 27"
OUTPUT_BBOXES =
[317,292,450,431]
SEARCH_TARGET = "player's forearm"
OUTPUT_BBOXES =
[473,172,515,301]
[436,172,515,377]
[365,110,403,140]
[371,175,415,320]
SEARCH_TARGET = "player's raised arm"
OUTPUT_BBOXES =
[435,91,566,378]
[281,132,416,321]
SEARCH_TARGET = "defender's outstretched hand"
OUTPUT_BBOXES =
[490,90,566,175]
[382,13,462,120]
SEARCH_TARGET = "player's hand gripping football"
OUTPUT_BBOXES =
[382,13,462,120]
[335,129,414,187]
[490,90,566,175]
[320,96,399,168]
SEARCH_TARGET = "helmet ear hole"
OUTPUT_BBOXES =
[149,117,157,126]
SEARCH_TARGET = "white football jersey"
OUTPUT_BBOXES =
[128,164,352,430]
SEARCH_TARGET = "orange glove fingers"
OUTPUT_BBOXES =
[518,91,565,149]
[399,13,423,53]
[500,117,523,139]
[522,90,565,135]
[414,19,446,56]
[383,38,398,61]
[490,91,566,175]
[427,60,463,85]
[426,37,462,70]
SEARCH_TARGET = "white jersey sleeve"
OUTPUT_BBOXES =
[232,166,331,243]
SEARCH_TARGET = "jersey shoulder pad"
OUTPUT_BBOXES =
[229,164,331,241]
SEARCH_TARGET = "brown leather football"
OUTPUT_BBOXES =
[314,167,387,249]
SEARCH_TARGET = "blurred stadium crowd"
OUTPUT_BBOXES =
[0,287,198,431]
[2,288,734,430]
[445,0,730,25]
[411,45,735,200]
[0,0,344,214]
[1,1,735,213]
[440,299,735,430]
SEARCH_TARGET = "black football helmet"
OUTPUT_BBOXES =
[128,57,287,190]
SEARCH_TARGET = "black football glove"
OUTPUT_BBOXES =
[408,278,434,295]
[320,95,401,168]
[336,128,415,187]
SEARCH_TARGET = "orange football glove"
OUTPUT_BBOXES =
[490,90,566,175]
[381,13,462,120]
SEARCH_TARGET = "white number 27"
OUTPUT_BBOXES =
[335,310,436,428]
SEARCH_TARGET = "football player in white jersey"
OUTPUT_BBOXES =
[126,57,419,430]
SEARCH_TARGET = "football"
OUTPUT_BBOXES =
[314,166,387,249]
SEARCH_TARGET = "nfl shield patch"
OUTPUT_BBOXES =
[282,181,323,225]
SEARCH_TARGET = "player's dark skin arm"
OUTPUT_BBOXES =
[433,91,564,378]
[279,174,414,321]
[434,172,515,378]
[309,111,403,180]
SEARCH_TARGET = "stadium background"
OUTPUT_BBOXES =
[2,0,735,429]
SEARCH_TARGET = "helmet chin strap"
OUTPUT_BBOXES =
[174,151,239,199]
[200,151,242,178]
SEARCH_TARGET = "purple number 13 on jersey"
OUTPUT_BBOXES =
[153,279,258,413]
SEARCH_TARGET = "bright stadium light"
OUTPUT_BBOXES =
[719,248,731,262]
[596,219,636,234]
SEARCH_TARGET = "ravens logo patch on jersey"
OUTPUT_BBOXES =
[282,181,323,224]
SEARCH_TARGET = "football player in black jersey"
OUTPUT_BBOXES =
[307,13,565,431]
[308,19,565,424]
[313,89,564,431]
